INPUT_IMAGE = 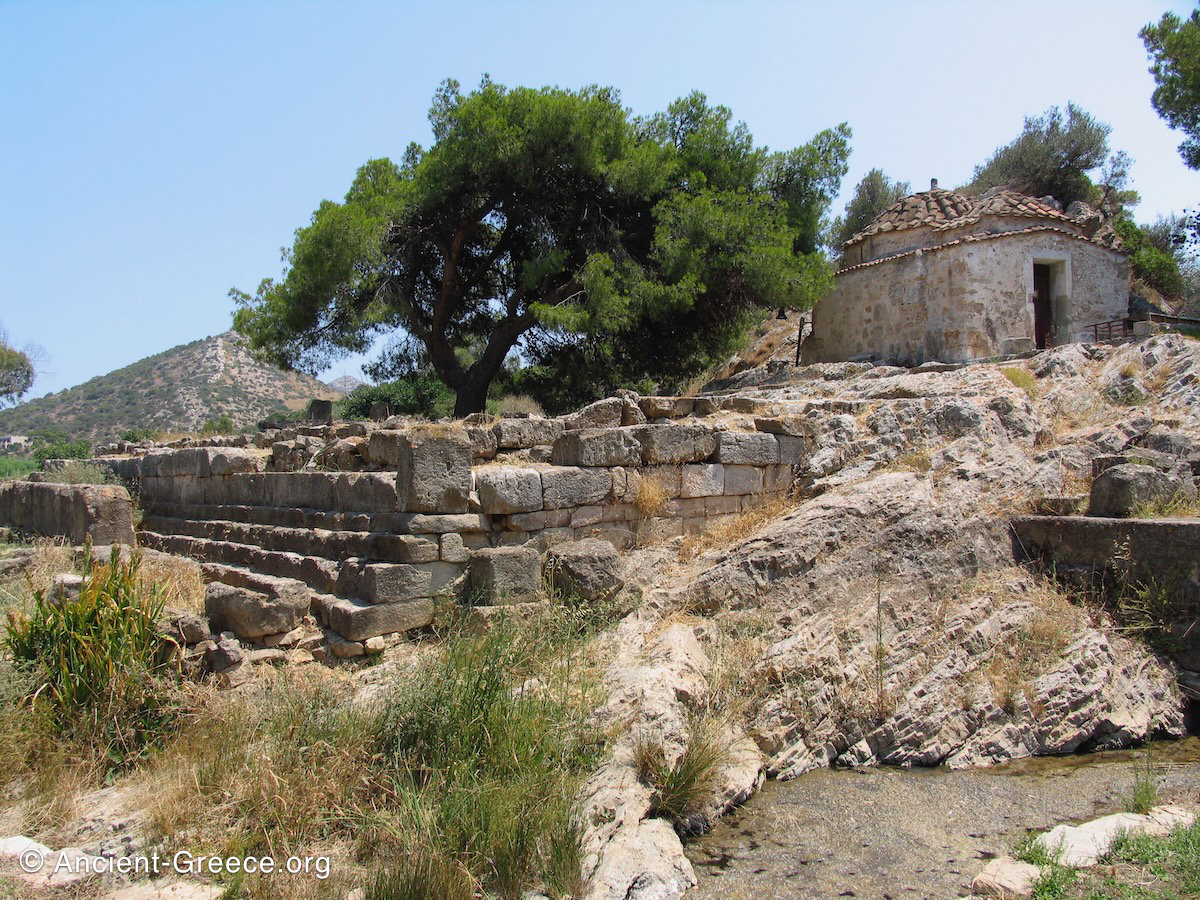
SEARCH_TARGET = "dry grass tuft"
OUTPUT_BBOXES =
[632,715,727,832]
[886,450,932,474]
[495,394,545,417]
[634,475,670,517]
[981,578,1085,715]
[1134,490,1200,519]
[22,538,75,599]
[1000,366,1039,399]
[137,554,205,614]
[678,493,796,561]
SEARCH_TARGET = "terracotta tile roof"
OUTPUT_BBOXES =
[844,187,1120,253]
[835,225,1128,275]
[847,189,974,243]
[937,190,1078,231]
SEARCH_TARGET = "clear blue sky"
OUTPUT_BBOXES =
[2,0,1196,399]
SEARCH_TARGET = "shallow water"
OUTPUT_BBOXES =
[686,738,1200,899]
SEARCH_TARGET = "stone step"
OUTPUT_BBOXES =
[140,531,343,595]
[142,515,442,564]
[143,501,489,536]
[199,561,435,643]
[140,531,466,606]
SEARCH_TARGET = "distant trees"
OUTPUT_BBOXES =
[1142,8,1200,170]
[233,79,851,415]
[963,103,1136,215]
[827,168,911,261]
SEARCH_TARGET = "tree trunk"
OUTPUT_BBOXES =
[453,371,493,417]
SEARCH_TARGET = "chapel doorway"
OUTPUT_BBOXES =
[1033,263,1054,349]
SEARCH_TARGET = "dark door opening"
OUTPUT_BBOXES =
[1033,263,1053,349]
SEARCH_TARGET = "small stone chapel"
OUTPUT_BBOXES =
[801,182,1130,364]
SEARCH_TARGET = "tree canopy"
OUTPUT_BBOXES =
[1142,8,1200,170]
[233,79,850,415]
[962,103,1136,214]
[827,168,911,262]
[0,332,34,409]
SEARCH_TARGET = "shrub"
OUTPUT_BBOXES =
[492,394,545,417]
[199,414,235,436]
[337,376,454,421]
[32,438,90,465]
[119,427,163,443]
[0,456,37,480]
[369,625,598,896]
[40,460,117,485]
[4,547,177,768]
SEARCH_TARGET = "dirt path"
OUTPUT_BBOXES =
[685,738,1200,899]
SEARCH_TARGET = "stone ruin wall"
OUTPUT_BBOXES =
[85,393,808,650]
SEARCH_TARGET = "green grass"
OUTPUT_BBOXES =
[0,456,37,479]
[1066,821,1200,898]
[1128,744,1159,815]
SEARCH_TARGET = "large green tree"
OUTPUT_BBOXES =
[0,331,34,409]
[827,168,911,263]
[1142,8,1200,170]
[233,79,848,415]
[963,103,1136,214]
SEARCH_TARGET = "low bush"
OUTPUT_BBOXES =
[40,460,117,485]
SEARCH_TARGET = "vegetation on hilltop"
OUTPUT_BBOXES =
[0,332,339,445]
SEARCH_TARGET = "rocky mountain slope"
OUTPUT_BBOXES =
[0,332,341,444]
[579,334,1199,898]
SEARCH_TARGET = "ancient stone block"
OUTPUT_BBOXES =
[0,481,136,545]
[492,417,564,449]
[371,534,440,564]
[544,538,623,601]
[635,516,684,543]
[439,532,470,563]
[466,426,499,460]
[541,465,613,509]
[204,581,310,640]
[562,397,625,430]
[680,463,725,498]
[753,416,811,437]
[693,396,722,416]
[713,432,780,464]
[507,508,572,531]
[391,428,473,513]
[724,464,764,495]
[398,512,489,534]
[350,561,463,602]
[475,466,543,514]
[639,396,695,419]
[1088,463,1196,517]
[468,546,543,604]
[327,597,434,642]
[776,434,810,466]
[551,428,642,467]
[631,425,716,465]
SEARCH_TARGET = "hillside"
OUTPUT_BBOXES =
[0,332,341,444]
